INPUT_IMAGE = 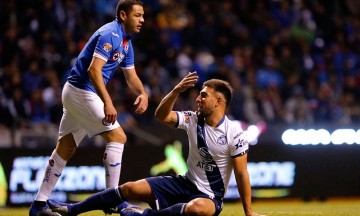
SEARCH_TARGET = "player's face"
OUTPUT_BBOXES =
[196,87,217,118]
[123,5,144,34]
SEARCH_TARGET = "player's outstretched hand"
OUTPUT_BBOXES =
[174,71,198,93]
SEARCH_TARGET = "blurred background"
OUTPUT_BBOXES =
[0,0,359,207]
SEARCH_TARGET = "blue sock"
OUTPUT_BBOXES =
[146,203,186,216]
[70,187,124,215]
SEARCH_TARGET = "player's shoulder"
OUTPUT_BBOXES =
[223,116,239,127]
[179,110,198,123]
[182,110,197,116]
[98,21,122,42]
[224,117,244,134]
[184,111,198,119]
[98,21,115,33]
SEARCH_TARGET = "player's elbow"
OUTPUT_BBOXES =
[154,109,174,126]
[154,108,166,122]
[155,111,177,128]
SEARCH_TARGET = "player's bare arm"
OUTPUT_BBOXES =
[154,91,179,128]
[233,154,265,216]
[88,56,117,124]
[123,67,148,114]
[233,154,253,216]
[155,72,198,127]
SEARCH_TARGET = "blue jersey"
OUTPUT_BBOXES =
[67,19,134,92]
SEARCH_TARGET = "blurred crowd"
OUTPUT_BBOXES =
[1,0,360,133]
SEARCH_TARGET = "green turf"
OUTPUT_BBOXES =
[1,199,359,216]
[222,199,360,216]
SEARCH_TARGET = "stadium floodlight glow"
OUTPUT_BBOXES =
[246,125,260,145]
[317,129,331,145]
[281,129,295,145]
[282,129,360,145]
[356,130,360,144]
[298,129,307,145]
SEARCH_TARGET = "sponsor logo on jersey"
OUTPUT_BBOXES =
[185,115,190,123]
[122,36,130,53]
[199,147,213,163]
[112,32,120,38]
[111,52,125,63]
[197,147,217,171]
[184,112,191,123]
[184,111,192,116]
[235,138,247,149]
[233,132,243,140]
[217,135,227,145]
[103,43,112,52]
[196,161,215,171]
[124,43,129,53]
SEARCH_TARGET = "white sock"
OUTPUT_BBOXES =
[35,150,67,201]
[103,142,124,188]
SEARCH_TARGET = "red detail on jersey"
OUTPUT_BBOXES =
[185,116,190,123]
[122,37,129,48]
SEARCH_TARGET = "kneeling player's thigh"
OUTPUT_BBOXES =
[121,179,153,200]
[185,198,216,216]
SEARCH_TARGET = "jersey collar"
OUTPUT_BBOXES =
[116,18,132,40]
[216,115,226,127]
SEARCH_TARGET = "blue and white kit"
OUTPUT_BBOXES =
[177,111,249,199]
[59,19,134,145]
[68,18,134,93]
[146,111,249,214]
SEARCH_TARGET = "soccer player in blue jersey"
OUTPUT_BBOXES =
[47,72,264,216]
[29,1,148,215]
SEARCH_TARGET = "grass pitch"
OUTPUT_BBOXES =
[1,198,359,216]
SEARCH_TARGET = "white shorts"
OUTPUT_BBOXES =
[59,82,120,146]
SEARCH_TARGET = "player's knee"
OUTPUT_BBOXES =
[57,138,77,160]
[110,134,127,144]
[102,127,127,143]
[120,133,127,143]
[185,199,213,216]
[114,129,127,142]
[120,181,137,198]
[57,146,76,161]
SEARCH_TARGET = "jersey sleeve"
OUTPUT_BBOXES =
[120,41,135,69]
[229,124,249,158]
[93,32,114,62]
[176,111,196,131]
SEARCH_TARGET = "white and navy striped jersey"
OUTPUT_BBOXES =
[68,19,134,93]
[176,111,249,199]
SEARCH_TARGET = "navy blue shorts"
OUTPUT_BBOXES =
[145,175,223,216]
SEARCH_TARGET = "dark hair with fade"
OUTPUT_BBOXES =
[203,79,233,107]
[116,0,143,19]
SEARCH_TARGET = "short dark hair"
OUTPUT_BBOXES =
[203,79,233,107]
[116,0,143,19]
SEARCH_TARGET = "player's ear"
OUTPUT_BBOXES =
[119,10,127,22]
[216,96,225,108]
[215,97,221,107]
